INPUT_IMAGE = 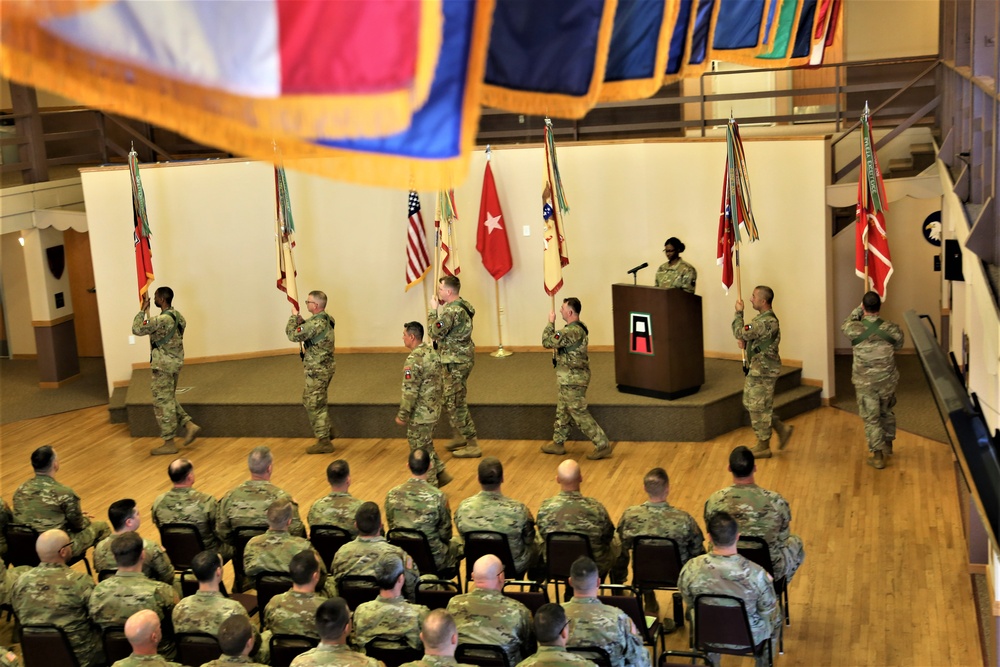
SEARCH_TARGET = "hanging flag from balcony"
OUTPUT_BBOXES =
[405,191,432,291]
[542,120,570,296]
[274,163,299,312]
[855,104,892,299]
[599,0,675,102]
[129,149,154,305]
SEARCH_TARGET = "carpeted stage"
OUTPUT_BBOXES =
[118,352,821,442]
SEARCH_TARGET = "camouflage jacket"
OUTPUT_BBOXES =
[0,498,10,558]
[89,571,178,657]
[132,308,186,374]
[732,309,781,377]
[0,647,18,667]
[454,491,539,575]
[289,643,381,666]
[200,657,267,667]
[110,655,182,667]
[398,343,443,424]
[399,658,475,667]
[287,312,336,374]
[537,492,615,567]
[218,481,305,544]
[13,473,93,533]
[331,536,420,600]
[655,259,697,293]
[842,306,904,388]
[244,530,327,585]
[617,501,706,564]
[152,486,222,552]
[385,479,452,566]
[446,588,533,663]
[704,483,793,575]
[172,590,249,637]
[264,590,326,638]
[308,492,365,537]
[349,595,429,651]
[678,552,778,646]
[94,535,175,584]
[562,597,650,667]
[518,646,597,666]
[428,298,475,364]
[542,322,591,386]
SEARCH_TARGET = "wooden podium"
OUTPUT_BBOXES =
[611,284,704,399]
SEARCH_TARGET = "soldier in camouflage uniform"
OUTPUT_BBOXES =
[350,554,430,652]
[13,445,110,559]
[427,275,481,458]
[286,290,337,455]
[385,449,459,573]
[842,291,905,470]
[0,497,10,560]
[654,237,697,293]
[520,604,597,667]
[562,557,650,667]
[332,502,420,600]
[89,532,179,659]
[396,321,450,487]
[0,647,17,667]
[95,498,175,583]
[11,529,103,667]
[617,467,705,619]
[537,460,626,584]
[112,610,183,667]
[399,609,475,667]
[733,286,794,459]
[678,512,778,667]
[290,598,382,667]
[540,298,611,460]
[244,500,336,596]
[132,286,200,456]
[202,615,268,667]
[453,458,541,577]
[447,555,533,664]
[218,446,305,549]
[704,446,805,583]
[152,458,230,561]
[172,551,261,653]
[260,550,327,651]
[308,460,366,538]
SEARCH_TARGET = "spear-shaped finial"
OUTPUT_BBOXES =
[486,144,492,161]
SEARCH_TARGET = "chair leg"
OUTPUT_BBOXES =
[783,585,790,626]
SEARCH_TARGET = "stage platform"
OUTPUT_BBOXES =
[116,352,822,442]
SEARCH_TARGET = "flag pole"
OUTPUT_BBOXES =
[491,279,512,358]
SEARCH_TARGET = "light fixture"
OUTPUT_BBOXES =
[18,235,24,247]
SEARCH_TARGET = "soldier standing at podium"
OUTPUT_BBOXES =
[654,237,697,293]
[541,298,612,460]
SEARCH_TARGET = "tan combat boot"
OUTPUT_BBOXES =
[151,439,179,456]
[437,470,454,488]
[774,419,794,450]
[750,438,772,459]
[181,421,201,446]
[586,444,613,460]
[306,437,334,455]
[452,437,482,458]
[540,441,567,455]
[444,429,467,452]
[884,439,894,456]
[867,450,886,469]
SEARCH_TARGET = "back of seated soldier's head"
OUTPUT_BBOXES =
[168,458,193,484]
[108,498,138,531]
[124,609,161,651]
[111,531,144,568]
[707,511,739,548]
[729,446,755,478]
[217,614,254,656]
[315,598,351,642]
[266,499,294,529]
[289,550,320,586]
[355,502,381,536]
[248,446,272,475]
[643,467,669,497]
[191,550,222,583]
[408,448,431,476]
[478,457,503,490]
[30,445,56,472]
[372,553,404,591]
[568,556,599,591]
[535,603,568,645]
[421,609,457,651]
[326,459,350,487]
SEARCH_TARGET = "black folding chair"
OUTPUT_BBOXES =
[256,571,294,623]
[501,580,550,616]
[631,535,684,627]
[20,624,80,667]
[269,633,318,667]
[692,594,773,667]
[659,649,714,666]
[338,575,380,612]
[462,531,520,592]
[363,635,423,666]
[5,523,93,575]
[415,578,461,610]
[455,643,513,667]
[544,531,595,601]
[176,631,223,666]
[388,527,457,579]
[737,535,790,628]
[231,525,267,593]
[101,625,131,665]
[567,645,613,667]
[309,525,351,569]
[598,583,665,663]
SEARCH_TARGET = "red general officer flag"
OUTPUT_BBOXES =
[476,160,513,280]
[129,149,154,304]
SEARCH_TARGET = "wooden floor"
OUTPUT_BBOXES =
[0,405,983,666]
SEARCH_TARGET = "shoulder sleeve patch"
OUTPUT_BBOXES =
[403,368,412,380]
[553,332,561,340]
[435,321,443,328]
[744,324,752,331]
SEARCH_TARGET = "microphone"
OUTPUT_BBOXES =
[627,262,648,275]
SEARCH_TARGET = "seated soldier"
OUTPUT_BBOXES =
[350,554,430,652]
[94,498,175,583]
[201,615,268,667]
[332,502,420,600]
[398,609,468,667]
[152,458,231,562]
[308,459,367,538]
[113,610,182,667]
[260,550,327,650]
[519,603,596,666]
[289,598,381,667]
[218,446,305,548]
[243,499,335,596]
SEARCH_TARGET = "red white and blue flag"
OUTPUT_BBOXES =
[406,191,431,291]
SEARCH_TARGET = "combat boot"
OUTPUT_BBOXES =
[306,437,334,455]
[750,439,772,459]
[884,439,894,456]
[586,444,613,460]
[437,470,454,488]
[867,450,886,469]
[181,421,201,446]
[151,439,179,456]
[774,419,794,450]
[540,441,567,455]
[445,430,467,452]
[452,437,482,458]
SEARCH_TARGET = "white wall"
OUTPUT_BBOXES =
[1,232,37,355]
[844,0,939,60]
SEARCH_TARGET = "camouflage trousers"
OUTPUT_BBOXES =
[151,368,191,440]
[779,535,806,582]
[302,366,334,439]
[855,383,897,453]
[743,375,777,441]
[71,520,111,560]
[407,421,446,487]
[553,384,609,449]
[443,361,477,439]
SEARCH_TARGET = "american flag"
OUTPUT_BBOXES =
[405,190,431,290]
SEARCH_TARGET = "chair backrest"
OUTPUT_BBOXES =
[309,525,351,569]
[176,631,223,666]
[232,525,267,592]
[692,594,758,657]
[269,633,318,667]
[567,645,613,667]
[463,531,518,582]
[5,523,41,568]
[597,584,652,640]
[20,624,80,667]
[737,535,776,577]
[659,649,714,666]
[501,580,550,616]
[158,523,206,570]
[256,572,294,620]
[544,532,594,582]
[415,579,461,611]
[98,569,117,582]
[101,625,131,665]
[363,635,423,666]
[387,527,438,575]
[455,643,513,667]
[338,575,380,613]
[632,536,683,589]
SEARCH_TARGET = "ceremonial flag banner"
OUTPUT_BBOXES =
[406,191,432,290]
[274,164,299,311]
[716,116,758,291]
[436,189,461,277]
[855,106,893,298]
[129,149,154,304]
[542,120,570,296]
[476,161,513,280]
